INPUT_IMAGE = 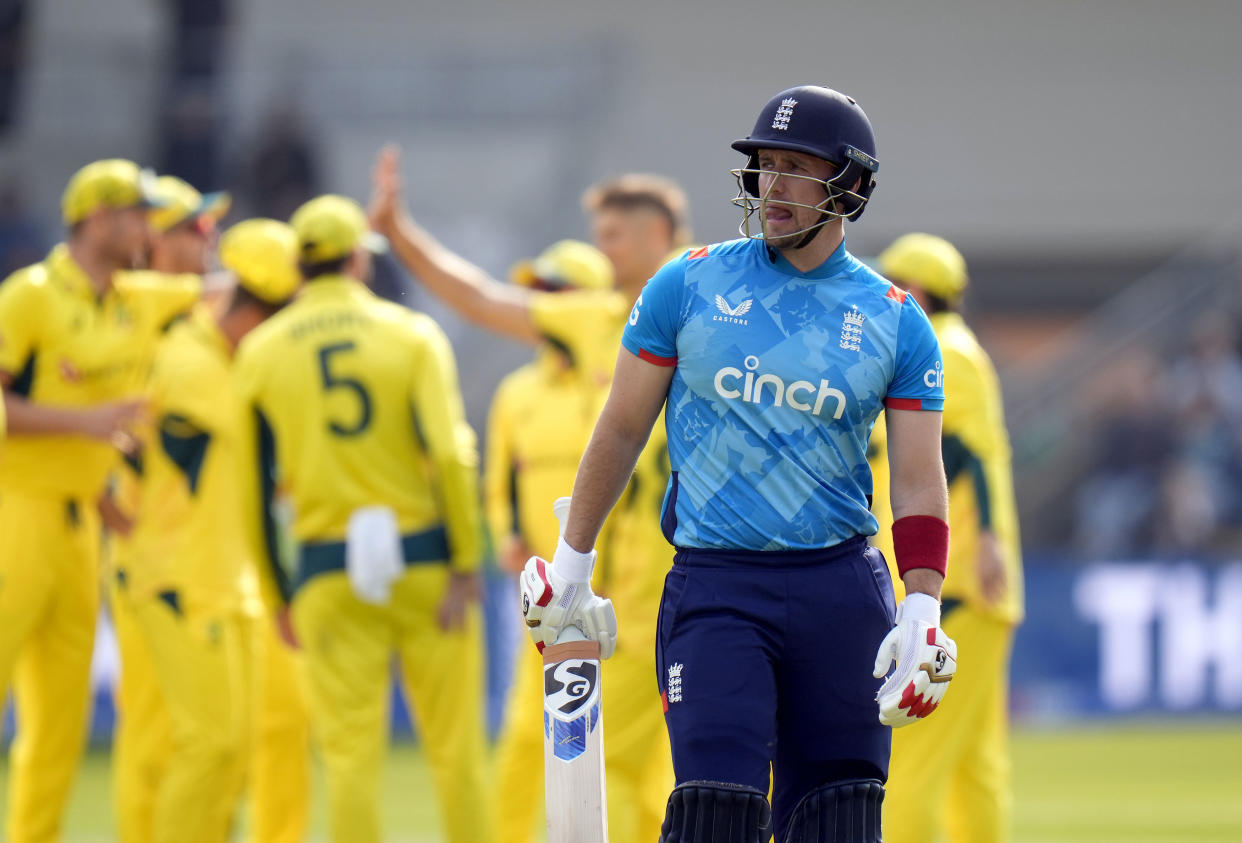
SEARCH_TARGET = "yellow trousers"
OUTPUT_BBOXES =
[0,491,99,843]
[885,606,1016,843]
[249,614,312,843]
[110,575,174,843]
[494,633,672,843]
[291,566,494,843]
[132,598,253,843]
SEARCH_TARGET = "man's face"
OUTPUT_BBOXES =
[755,149,838,248]
[154,216,214,274]
[590,206,671,290]
[104,205,153,270]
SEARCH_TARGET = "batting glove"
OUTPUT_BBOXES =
[518,497,618,658]
[872,592,957,727]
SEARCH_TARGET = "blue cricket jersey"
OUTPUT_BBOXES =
[621,237,944,552]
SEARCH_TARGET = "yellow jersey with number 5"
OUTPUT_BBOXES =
[235,275,483,598]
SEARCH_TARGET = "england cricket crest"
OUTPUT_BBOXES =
[543,651,602,762]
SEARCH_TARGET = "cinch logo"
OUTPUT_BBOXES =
[923,361,944,389]
[713,355,847,419]
[714,294,752,326]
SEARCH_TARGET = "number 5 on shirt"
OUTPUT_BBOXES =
[317,341,372,436]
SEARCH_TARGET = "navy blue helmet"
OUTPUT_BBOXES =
[731,86,879,235]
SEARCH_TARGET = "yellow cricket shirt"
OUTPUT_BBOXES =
[483,348,600,561]
[126,306,259,615]
[235,276,483,598]
[529,288,630,391]
[0,245,199,498]
[870,312,1024,623]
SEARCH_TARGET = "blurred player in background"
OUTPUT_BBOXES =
[869,233,1024,843]
[107,173,229,843]
[0,159,202,843]
[235,195,493,843]
[370,151,689,842]
[125,218,301,843]
[485,239,615,841]
[519,86,958,843]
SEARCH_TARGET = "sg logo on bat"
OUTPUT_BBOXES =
[543,658,601,762]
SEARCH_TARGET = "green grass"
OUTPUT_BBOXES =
[8,720,1241,841]
[1010,721,1242,842]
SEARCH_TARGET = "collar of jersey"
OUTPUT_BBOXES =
[46,243,99,301]
[929,310,965,335]
[535,344,574,377]
[188,304,231,357]
[302,274,366,297]
[764,238,851,280]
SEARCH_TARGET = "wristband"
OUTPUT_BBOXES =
[891,515,949,578]
[551,535,596,583]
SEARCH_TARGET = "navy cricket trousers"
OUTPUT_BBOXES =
[655,536,897,840]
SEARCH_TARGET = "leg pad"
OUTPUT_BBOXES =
[784,778,884,843]
[659,780,773,843]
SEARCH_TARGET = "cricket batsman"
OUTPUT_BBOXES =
[235,195,493,843]
[520,86,959,843]
[370,155,689,842]
[870,233,1024,843]
[0,159,201,842]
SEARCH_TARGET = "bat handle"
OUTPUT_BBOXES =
[552,496,573,536]
[554,625,588,645]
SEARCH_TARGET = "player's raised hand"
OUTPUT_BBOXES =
[519,497,617,658]
[872,592,957,727]
[368,144,405,237]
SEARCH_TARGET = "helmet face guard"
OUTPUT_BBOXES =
[730,146,876,242]
[730,86,879,243]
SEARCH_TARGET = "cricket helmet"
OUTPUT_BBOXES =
[731,85,879,240]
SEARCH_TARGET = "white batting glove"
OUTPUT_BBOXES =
[872,592,957,727]
[518,498,618,658]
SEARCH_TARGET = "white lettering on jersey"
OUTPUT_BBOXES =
[713,295,752,326]
[713,355,846,419]
[923,360,944,389]
[628,293,643,327]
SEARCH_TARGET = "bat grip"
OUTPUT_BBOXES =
[554,625,588,645]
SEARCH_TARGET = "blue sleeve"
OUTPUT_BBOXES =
[885,298,945,411]
[620,256,685,366]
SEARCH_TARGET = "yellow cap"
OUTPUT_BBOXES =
[61,159,158,225]
[290,195,387,264]
[509,240,613,291]
[218,218,301,305]
[877,233,968,302]
[147,175,231,233]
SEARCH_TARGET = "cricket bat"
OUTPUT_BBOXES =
[542,497,607,840]
[543,624,608,842]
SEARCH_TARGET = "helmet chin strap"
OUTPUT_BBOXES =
[793,218,830,250]
[787,189,837,250]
